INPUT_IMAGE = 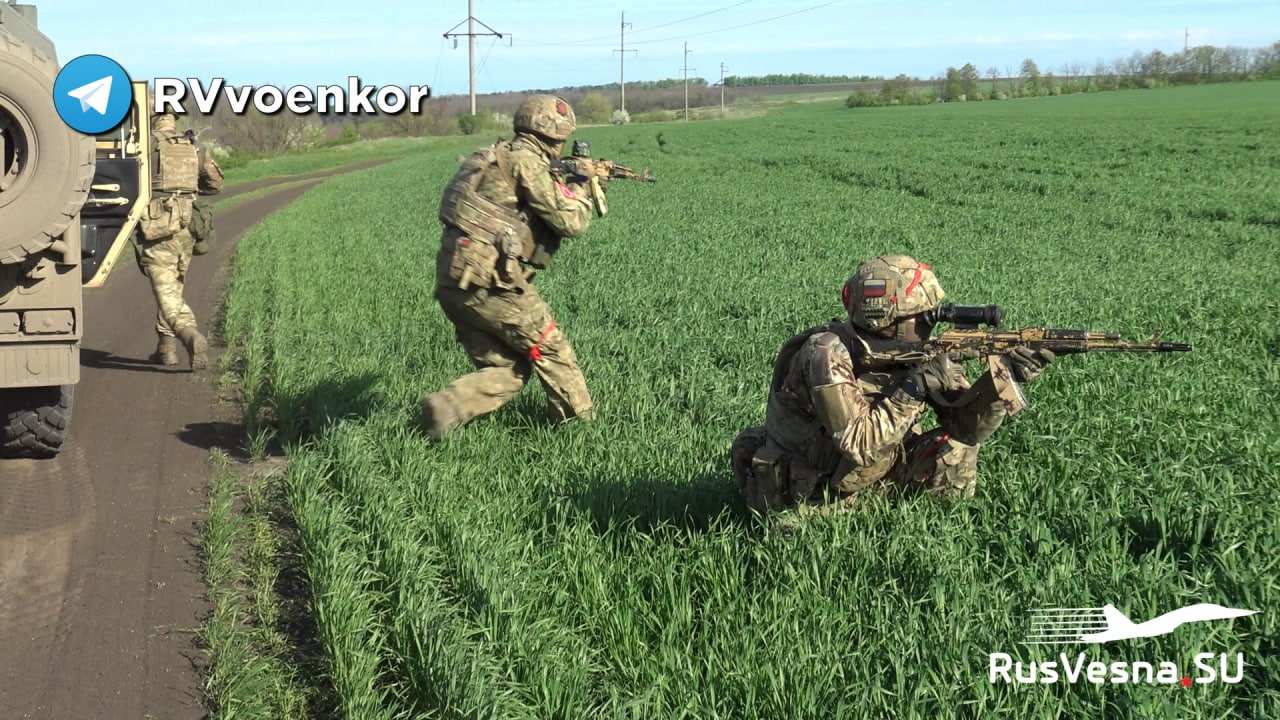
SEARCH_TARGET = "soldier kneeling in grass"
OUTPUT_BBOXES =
[731,255,1053,515]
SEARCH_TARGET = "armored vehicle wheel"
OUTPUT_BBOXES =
[0,28,96,264]
[1,385,73,458]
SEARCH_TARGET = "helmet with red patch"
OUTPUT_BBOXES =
[842,255,945,332]
[513,94,576,141]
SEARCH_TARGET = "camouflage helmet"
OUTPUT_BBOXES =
[842,255,945,332]
[513,94,576,141]
[152,112,177,132]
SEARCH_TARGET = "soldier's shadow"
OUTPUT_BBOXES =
[176,373,382,458]
[80,347,179,373]
[271,372,383,440]
[558,466,754,538]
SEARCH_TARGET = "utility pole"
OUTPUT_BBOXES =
[681,43,695,121]
[719,62,727,114]
[613,11,637,114]
[1184,27,1189,52]
[444,0,504,115]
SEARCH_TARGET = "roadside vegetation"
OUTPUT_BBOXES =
[213,82,1279,717]
[201,452,322,719]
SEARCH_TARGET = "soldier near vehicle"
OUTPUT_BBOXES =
[136,112,223,369]
[419,95,602,437]
[731,255,1190,514]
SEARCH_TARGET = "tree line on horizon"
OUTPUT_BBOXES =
[848,40,1280,107]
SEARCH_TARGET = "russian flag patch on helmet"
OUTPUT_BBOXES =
[863,279,888,298]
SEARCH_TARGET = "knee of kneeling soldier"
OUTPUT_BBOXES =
[926,437,980,498]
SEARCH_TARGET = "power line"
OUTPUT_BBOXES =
[520,0,758,48]
[681,43,696,121]
[431,36,447,91]
[720,61,727,113]
[613,11,638,113]
[628,1,843,46]
[636,1,756,33]
[443,0,506,114]
[477,35,500,76]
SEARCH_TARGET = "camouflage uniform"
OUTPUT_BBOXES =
[138,113,223,368]
[732,256,1045,513]
[421,96,597,437]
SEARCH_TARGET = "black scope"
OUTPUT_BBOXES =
[924,303,1003,328]
[571,140,591,158]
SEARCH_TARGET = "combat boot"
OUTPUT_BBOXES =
[176,327,209,370]
[419,393,460,440]
[150,336,180,366]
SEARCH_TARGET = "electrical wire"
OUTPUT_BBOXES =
[520,0,758,48]
[431,36,447,89]
[637,0,756,33]
[477,35,500,75]
[627,1,843,46]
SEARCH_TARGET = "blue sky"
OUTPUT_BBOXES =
[38,1,1279,94]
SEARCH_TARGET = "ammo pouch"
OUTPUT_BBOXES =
[138,194,193,242]
[446,235,501,289]
[439,145,534,289]
[741,438,823,513]
[190,197,215,249]
[745,441,788,514]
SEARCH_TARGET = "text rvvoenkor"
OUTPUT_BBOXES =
[152,77,432,116]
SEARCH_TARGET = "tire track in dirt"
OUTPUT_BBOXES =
[0,160,388,719]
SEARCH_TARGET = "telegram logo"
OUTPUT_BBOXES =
[53,54,133,134]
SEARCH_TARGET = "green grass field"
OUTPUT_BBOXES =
[215,82,1280,718]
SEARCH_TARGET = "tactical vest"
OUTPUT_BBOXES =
[438,142,567,270]
[153,132,199,194]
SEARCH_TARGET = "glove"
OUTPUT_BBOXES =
[898,355,951,401]
[1005,347,1055,383]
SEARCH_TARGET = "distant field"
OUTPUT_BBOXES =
[218,82,1279,718]
[220,136,462,186]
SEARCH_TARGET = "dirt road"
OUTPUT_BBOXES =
[0,163,379,719]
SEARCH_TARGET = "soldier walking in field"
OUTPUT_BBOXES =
[420,95,601,437]
[137,111,224,369]
[731,255,1055,514]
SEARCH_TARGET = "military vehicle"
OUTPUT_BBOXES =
[2,1,150,456]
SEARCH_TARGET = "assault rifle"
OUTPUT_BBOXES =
[550,140,656,217]
[860,303,1192,415]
